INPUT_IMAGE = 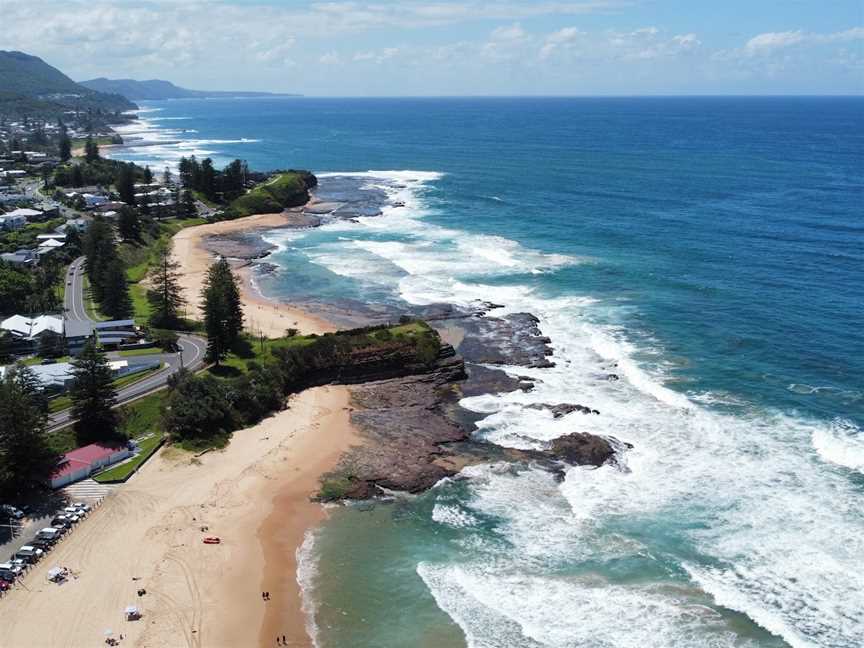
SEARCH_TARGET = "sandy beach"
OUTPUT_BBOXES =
[2,386,358,648]
[171,212,335,338]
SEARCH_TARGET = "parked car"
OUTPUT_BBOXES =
[15,546,43,564]
[71,501,91,512]
[0,562,23,577]
[64,506,85,518]
[1,504,24,519]
[51,516,73,529]
[36,527,62,542]
[29,538,54,550]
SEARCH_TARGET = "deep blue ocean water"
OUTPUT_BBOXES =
[113,97,864,648]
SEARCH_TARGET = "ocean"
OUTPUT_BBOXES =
[112,96,864,648]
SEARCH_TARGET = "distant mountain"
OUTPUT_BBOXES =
[80,78,300,101]
[0,50,136,117]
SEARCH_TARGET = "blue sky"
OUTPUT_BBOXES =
[1,0,862,95]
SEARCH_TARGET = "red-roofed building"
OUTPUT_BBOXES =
[50,443,132,488]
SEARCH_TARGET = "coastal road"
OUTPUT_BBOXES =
[49,257,208,430]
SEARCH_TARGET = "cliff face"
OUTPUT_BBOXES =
[317,312,633,502]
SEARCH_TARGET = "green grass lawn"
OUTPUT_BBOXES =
[93,391,167,482]
[118,346,162,357]
[93,432,162,483]
[82,275,109,322]
[121,216,206,324]
[47,364,163,413]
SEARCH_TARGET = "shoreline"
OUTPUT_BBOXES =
[1,386,357,648]
[171,211,336,338]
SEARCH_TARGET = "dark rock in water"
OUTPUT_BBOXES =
[204,232,275,260]
[606,373,620,381]
[455,312,555,368]
[460,363,533,397]
[526,403,600,417]
[546,433,617,467]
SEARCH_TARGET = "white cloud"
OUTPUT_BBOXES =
[491,23,528,42]
[319,51,343,65]
[353,47,399,63]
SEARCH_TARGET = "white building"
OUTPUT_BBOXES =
[0,314,64,340]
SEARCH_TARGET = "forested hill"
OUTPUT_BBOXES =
[80,78,300,101]
[0,50,136,117]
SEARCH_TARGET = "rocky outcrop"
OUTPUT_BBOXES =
[456,312,555,368]
[526,403,600,417]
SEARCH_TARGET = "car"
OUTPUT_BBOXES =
[0,505,24,519]
[0,562,23,577]
[72,502,91,512]
[29,538,54,550]
[50,517,72,530]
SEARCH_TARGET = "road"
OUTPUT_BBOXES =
[49,257,207,430]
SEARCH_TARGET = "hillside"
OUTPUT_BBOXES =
[229,171,317,217]
[80,77,300,101]
[0,50,136,117]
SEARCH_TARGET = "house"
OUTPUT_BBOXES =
[82,193,108,208]
[0,212,27,230]
[96,201,127,213]
[6,207,43,221]
[65,319,138,354]
[0,314,64,340]
[36,232,66,243]
[37,238,65,252]
[0,248,38,266]
[62,217,91,232]
[50,443,132,489]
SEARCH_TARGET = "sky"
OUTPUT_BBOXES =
[1,0,862,95]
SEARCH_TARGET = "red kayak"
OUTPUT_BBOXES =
[203,537,221,545]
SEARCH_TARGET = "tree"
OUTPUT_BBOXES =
[115,162,136,205]
[83,218,117,303]
[38,330,66,358]
[148,244,186,329]
[162,167,171,187]
[100,258,133,320]
[201,258,244,364]
[0,366,58,499]
[58,129,72,162]
[69,337,119,444]
[143,165,153,184]
[162,370,234,446]
[181,189,196,218]
[117,206,141,241]
[200,158,216,201]
[84,135,100,162]
[71,164,84,188]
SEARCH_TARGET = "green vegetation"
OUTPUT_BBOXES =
[118,346,162,357]
[0,217,65,253]
[0,50,135,120]
[93,431,162,483]
[164,321,441,450]
[48,364,162,413]
[229,171,315,218]
[82,275,108,321]
[201,258,244,364]
[0,365,58,499]
[69,338,119,444]
[83,218,133,320]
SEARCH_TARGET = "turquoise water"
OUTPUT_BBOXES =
[113,97,864,647]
